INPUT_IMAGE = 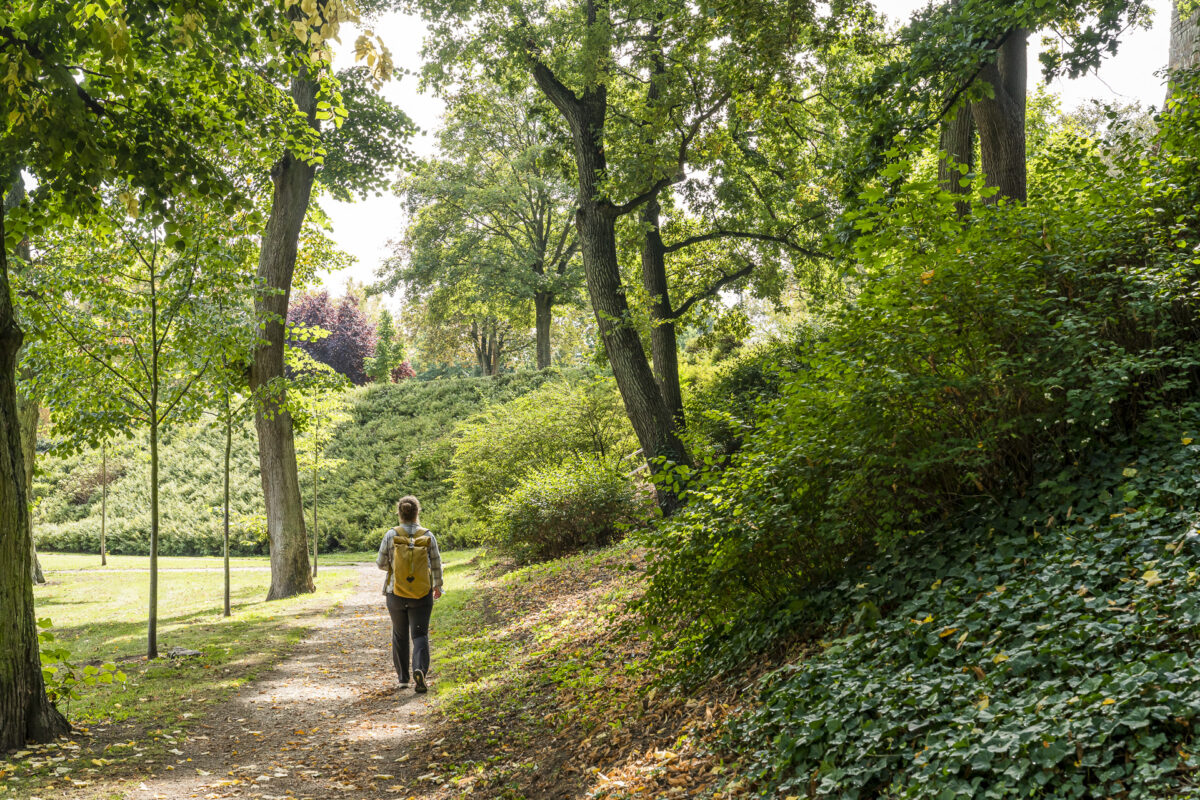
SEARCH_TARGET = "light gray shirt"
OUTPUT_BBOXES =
[377,523,443,596]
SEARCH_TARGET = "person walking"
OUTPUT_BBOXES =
[378,495,443,694]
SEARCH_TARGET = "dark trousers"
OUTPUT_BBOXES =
[386,591,433,683]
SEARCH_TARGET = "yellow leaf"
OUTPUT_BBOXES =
[1122,467,1138,478]
[1142,569,1163,587]
[1183,437,1193,445]
[920,269,935,284]
[1101,698,1115,706]
[976,696,989,710]
[938,627,957,638]
[992,653,1009,664]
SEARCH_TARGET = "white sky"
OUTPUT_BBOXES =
[316,0,1176,304]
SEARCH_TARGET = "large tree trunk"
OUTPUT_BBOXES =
[0,187,69,752]
[938,107,975,217]
[640,195,685,430]
[971,28,1027,203]
[531,68,691,511]
[534,291,553,370]
[251,75,317,601]
[5,175,44,585]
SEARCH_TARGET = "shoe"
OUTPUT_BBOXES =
[414,670,427,694]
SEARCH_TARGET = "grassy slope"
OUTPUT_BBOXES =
[369,424,1200,800]
[33,372,566,557]
[421,545,737,799]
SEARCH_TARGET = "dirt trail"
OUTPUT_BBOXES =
[126,565,443,800]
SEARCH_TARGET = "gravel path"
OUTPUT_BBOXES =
[125,564,443,800]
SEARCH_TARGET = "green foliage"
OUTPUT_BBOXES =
[315,371,570,551]
[639,74,1200,672]
[450,377,637,523]
[365,308,402,384]
[318,67,416,202]
[37,617,125,715]
[727,418,1200,798]
[682,333,814,458]
[489,456,647,563]
[34,419,267,556]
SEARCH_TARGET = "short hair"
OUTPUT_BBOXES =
[397,495,421,523]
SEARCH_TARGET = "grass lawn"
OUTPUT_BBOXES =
[0,558,360,797]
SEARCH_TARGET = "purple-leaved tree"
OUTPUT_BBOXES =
[288,291,379,386]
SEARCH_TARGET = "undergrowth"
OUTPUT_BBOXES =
[727,412,1200,798]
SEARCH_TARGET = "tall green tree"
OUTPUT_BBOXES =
[21,198,256,659]
[250,12,414,599]
[415,0,846,507]
[0,0,308,750]
[366,308,400,383]
[384,87,582,370]
[405,277,532,375]
[860,0,1152,203]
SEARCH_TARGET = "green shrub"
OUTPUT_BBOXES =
[450,377,637,521]
[639,74,1200,672]
[682,333,814,458]
[489,456,647,563]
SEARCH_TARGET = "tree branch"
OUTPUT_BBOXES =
[663,229,832,260]
[668,263,755,321]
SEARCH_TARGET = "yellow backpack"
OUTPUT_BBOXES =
[390,527,433,599]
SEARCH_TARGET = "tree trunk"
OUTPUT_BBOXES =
[531,71,691,512]
[251,75,317,601]
[491,327,503,375]
[100,442,107,567]
[17,392,43,584]
[148,407,159,659]
[971,28,1027,203]
[0,188,69,752]
[223,408,231,618]
[148,272,159,660]
[938,107,975,217]
[6,175,44,585]
[534,291,553,370]
[1168,2,1200,96]
[640,195,685,429]
[311,414,318,579]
